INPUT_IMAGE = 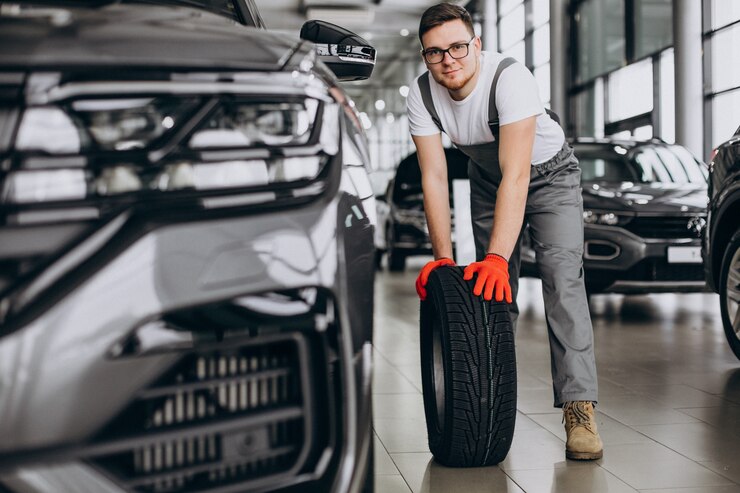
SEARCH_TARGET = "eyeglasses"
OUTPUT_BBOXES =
[421,37,475,64]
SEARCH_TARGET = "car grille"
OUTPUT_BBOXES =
[621,258,704,282]
[624,216,702,239]
[79,287,344,493]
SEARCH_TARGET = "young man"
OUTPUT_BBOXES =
[408,3,603,460]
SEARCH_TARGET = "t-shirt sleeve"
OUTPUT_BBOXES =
[495,62,544,126]
[407,77,442,136]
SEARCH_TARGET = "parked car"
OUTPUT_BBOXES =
[375,147,468,271]
[520,138,709,294]
[703,124,740,360]
[0,2,376,492]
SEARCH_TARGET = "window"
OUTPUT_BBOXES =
[659,49,675,144]
[710,23,740,94]
[709,0,740,30]
[633,146,707,183]
[500,3,525,50]
[634,0,673,58]
[607,59,653,122]
[711,88,740,148]
[575,0,625,83]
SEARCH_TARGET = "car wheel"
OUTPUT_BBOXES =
[419,266,517,467]
[386,227,406,271]
[719,230,740,360]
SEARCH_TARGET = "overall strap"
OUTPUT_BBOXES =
[487,57,517,135]
[418,72,443,132]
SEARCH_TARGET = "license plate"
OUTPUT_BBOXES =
[667,246,702,264]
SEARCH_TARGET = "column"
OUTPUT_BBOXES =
[673,0,703,158]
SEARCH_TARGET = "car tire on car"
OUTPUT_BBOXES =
[419,266,516,467]
[719,230,740,360]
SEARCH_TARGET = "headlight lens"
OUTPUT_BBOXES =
[583,210,631,226]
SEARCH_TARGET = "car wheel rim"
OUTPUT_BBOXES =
[727,246,740,340]
[431,314,445,430]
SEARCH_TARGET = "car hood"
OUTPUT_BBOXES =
[581,182,708,214]
[0,4,305,71]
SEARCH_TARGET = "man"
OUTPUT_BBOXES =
[408,3,602,460]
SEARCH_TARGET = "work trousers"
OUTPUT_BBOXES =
[466,143,598,407]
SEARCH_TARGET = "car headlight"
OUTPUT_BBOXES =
[583,210,632,226]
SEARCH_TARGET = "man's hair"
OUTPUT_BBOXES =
[418,3,475,46]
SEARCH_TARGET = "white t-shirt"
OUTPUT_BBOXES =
[407,51,565,165]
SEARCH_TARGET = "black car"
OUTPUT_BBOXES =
[0,2,376,492]
[703,124,740,359]
[376,147,468,271]
[520,139,708,294]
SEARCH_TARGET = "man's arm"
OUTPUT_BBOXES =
[412,133,453,260]
[487,115,537,259]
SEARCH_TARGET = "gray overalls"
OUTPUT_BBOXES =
[418,58,598,407]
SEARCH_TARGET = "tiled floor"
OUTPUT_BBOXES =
[372,258,740,493]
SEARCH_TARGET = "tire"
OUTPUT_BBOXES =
[386,227,406,272]
[419,266,517,467]
[719,230,740,360]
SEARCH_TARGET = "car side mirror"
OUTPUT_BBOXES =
[300,20,376,81]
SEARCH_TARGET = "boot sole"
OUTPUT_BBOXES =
[566,449,603,460]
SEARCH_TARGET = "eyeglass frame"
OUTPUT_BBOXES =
[420,37,476,64]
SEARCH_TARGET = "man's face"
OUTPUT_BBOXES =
[420,19,480,93]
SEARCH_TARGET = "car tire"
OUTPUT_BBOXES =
[386,227,406,272]
[719,230,740,360]
[419,266,517,467]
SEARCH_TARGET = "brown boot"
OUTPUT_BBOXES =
[562,401,603,460]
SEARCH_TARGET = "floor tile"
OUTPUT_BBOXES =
[528,410,653,446]
[373,418,429,453]
[506,465,638,493]
[375,434,401,475]
[374,474,412,493]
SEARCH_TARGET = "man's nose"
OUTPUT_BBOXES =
[441,51,455,64]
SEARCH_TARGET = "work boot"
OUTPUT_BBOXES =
[562,401,603,460]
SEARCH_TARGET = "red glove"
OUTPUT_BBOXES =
[463,254,513,303]
[416,257,456,300]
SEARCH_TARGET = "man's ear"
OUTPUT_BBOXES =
[474,36,482,54]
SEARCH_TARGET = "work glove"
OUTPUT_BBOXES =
[463,253,513,303]
[416,257,456,301]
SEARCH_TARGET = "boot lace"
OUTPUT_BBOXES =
[563,401,595,433]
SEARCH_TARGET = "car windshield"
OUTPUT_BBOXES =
[578,144,707,184]
[632,145,707,184]
[392,148,468,202]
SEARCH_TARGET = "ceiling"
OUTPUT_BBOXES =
[257,0,467,107]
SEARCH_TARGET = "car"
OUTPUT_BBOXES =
[520,138,709,295]
[375,147,468,271]
[703,124,740,360]
[0,2,377,492]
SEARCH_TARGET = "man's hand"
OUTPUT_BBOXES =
[463,254,513,302]
[416,257,456,300]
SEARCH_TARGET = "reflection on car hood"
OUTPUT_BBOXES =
[0,4,303,71]
[582,182,708,213]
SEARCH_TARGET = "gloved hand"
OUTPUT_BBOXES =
[416,257,456,300]
[463,253,513,303]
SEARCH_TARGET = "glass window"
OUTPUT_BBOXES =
[659,49,675,144]
[500,3,525,50]
[634,0,673,58]
[574,86,597,137]
[532,24,550,67]
[607,59,653,122]
[710,0,740,30]
[633,146,706,183]
[711,23,740,93]
[532,0,550,28]
[579,157,638,182]
[499,0,523,16]
[534,64,551,104]
[576,0,625,82]
[711,88,740,148]
[634,125,653,140]
[502,40,526,64]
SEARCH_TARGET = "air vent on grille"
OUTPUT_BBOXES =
[624,216,703,239]
[89,335,315,493]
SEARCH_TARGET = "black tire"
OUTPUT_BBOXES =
[719,230,740,360]
[386,227,406,272]
[419,266,517,467]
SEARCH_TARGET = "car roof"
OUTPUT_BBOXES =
[0,3,300,71]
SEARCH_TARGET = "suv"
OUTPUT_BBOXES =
[0,2,376,492]
[521,138,708,294]
[375,147,468,271]
[703,124,740,360]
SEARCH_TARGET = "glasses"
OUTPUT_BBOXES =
[421,37,475,64]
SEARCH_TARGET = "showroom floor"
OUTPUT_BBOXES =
[371,258,740,493]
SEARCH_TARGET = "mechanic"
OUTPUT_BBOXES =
[408,2,602,460]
